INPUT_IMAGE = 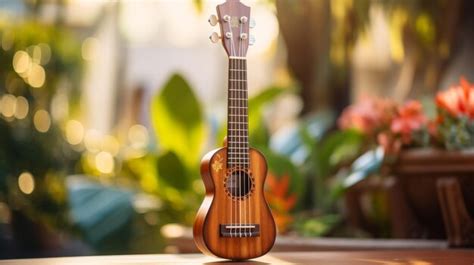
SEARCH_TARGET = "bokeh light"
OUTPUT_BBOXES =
[65,120,85,145]
[27,63,46,88]
[13,51,30,74]
[0,94,17,118]
[84,129,102,153]
[160,223,185,239]
[14,96,29,119]
[128,124,149,149]
[18,172,35,195]
[38,43,51,65]
[95,151,114,174]
[33,110,51,133]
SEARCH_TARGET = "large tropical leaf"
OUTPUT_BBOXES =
[259,146,304,208]
[157,151,189,190]
[216,86,287,147]
[151,74,206,169]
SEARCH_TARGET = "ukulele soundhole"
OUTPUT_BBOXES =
[224,170,254,199]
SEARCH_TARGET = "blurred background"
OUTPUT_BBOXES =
[1,0,474,259]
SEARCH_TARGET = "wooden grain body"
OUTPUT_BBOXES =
[193,147,276,260]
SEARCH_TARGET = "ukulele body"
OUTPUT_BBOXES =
[193,147,276,260]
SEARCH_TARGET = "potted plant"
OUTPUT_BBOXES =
[338,78,474,247]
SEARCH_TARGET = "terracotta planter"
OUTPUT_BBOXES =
[392,148,474,246]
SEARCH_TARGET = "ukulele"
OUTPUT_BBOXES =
[193,0,276,260]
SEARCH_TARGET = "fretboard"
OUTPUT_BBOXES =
[227,57,249,167]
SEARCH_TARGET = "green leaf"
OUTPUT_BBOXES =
[249,87,286,143]
[321,130,364,175]
[157,151,188,190]
[216,86,287,147]
[295,214,341,237]
[259,146,304,206]
[151,74,206,168]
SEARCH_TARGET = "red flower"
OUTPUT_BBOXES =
[377,132,402,155]
[338,97,396,135]
[390,100,427,144]
[436,78,474,119]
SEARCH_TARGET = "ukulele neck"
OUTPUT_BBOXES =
[227,57,249,168]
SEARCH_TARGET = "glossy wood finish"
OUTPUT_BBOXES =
[216,0,250,57]
[193,147,276,260]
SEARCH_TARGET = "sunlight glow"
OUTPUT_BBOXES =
[101,135,120,156]
[84,129,102,153]
[82,37,100,61]
[161,223,185,238]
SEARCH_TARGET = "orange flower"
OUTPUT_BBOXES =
[436,78,474,119]
[390,100,427,144]
[265,173,297,234]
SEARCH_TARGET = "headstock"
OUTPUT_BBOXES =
[209,0,255,58]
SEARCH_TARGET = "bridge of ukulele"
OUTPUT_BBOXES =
[219,224,260,237]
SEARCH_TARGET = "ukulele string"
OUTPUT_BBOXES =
[228,20,237,238]
[237,24,243,238]
[243,24,251,237]
[238,22,246,237]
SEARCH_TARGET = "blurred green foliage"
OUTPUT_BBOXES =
[0,21,82,229]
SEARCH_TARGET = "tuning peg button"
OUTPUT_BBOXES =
[249,18,256,28]
[208,15,219,26]
[209,32,221,43]
[249,35,256,45]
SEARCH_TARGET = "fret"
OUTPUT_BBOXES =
[227,58,249,152]
[228,148,249,151]
[228,89,247,92]
[229,106,247,109]
[229,75,247,80]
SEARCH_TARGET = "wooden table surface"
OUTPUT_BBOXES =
[2,250,474,265]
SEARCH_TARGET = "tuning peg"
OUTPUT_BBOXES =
[249,35,256,45]
[209,32,221,43]
[249,18,256,28]
[208,15,219,26]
